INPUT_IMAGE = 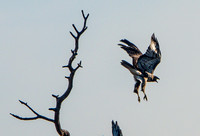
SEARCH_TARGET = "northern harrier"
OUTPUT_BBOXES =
[119,33,161,102]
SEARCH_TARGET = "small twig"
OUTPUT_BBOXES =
[52,94,59,99]
[62,65,69,68]
[69,31,76,39]
[10,113,38,120]
[65,76,70,79]
[72,24,79,34]
[49,108,56,112]
[74,61,83,71]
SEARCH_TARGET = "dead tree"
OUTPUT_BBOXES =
[10,10,89,136]
[112,120,123,136]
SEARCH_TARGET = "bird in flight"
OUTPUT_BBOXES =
[118,33,161,102]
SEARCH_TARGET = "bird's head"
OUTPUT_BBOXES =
[152,76,160,83]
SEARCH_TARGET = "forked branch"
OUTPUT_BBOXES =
[10,10,89,136]
[10,100,54,122]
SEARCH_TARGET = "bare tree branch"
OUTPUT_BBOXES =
[112,120,123,136]
[11,10,89,136]
[10,100,54,122]
[50,10,89,136]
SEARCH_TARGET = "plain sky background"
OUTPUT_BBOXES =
[1,0,200,136]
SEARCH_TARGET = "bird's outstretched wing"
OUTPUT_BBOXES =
[137,33,161,74]
[118,39,142,67]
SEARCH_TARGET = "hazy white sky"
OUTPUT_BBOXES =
[1,0,200,136]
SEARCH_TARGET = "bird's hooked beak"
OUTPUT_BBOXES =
[154,76,160,83]
[156,77,160,83]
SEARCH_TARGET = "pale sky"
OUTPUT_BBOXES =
[1,0,200,136]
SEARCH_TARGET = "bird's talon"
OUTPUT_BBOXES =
[143,95,148,101]
[138,97,141,102]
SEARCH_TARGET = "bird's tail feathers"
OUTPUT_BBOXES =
[121,60,134,69]
[121,60,142,76]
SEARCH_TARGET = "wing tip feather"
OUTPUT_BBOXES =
[151,33,159,43]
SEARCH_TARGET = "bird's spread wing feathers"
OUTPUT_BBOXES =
[118,39,142,67]
[137,33,161,74]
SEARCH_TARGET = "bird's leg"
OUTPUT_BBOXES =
[133,90,140,102]
[141,78,148,101]
[134,80,141,102]
[137,94,141,102]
